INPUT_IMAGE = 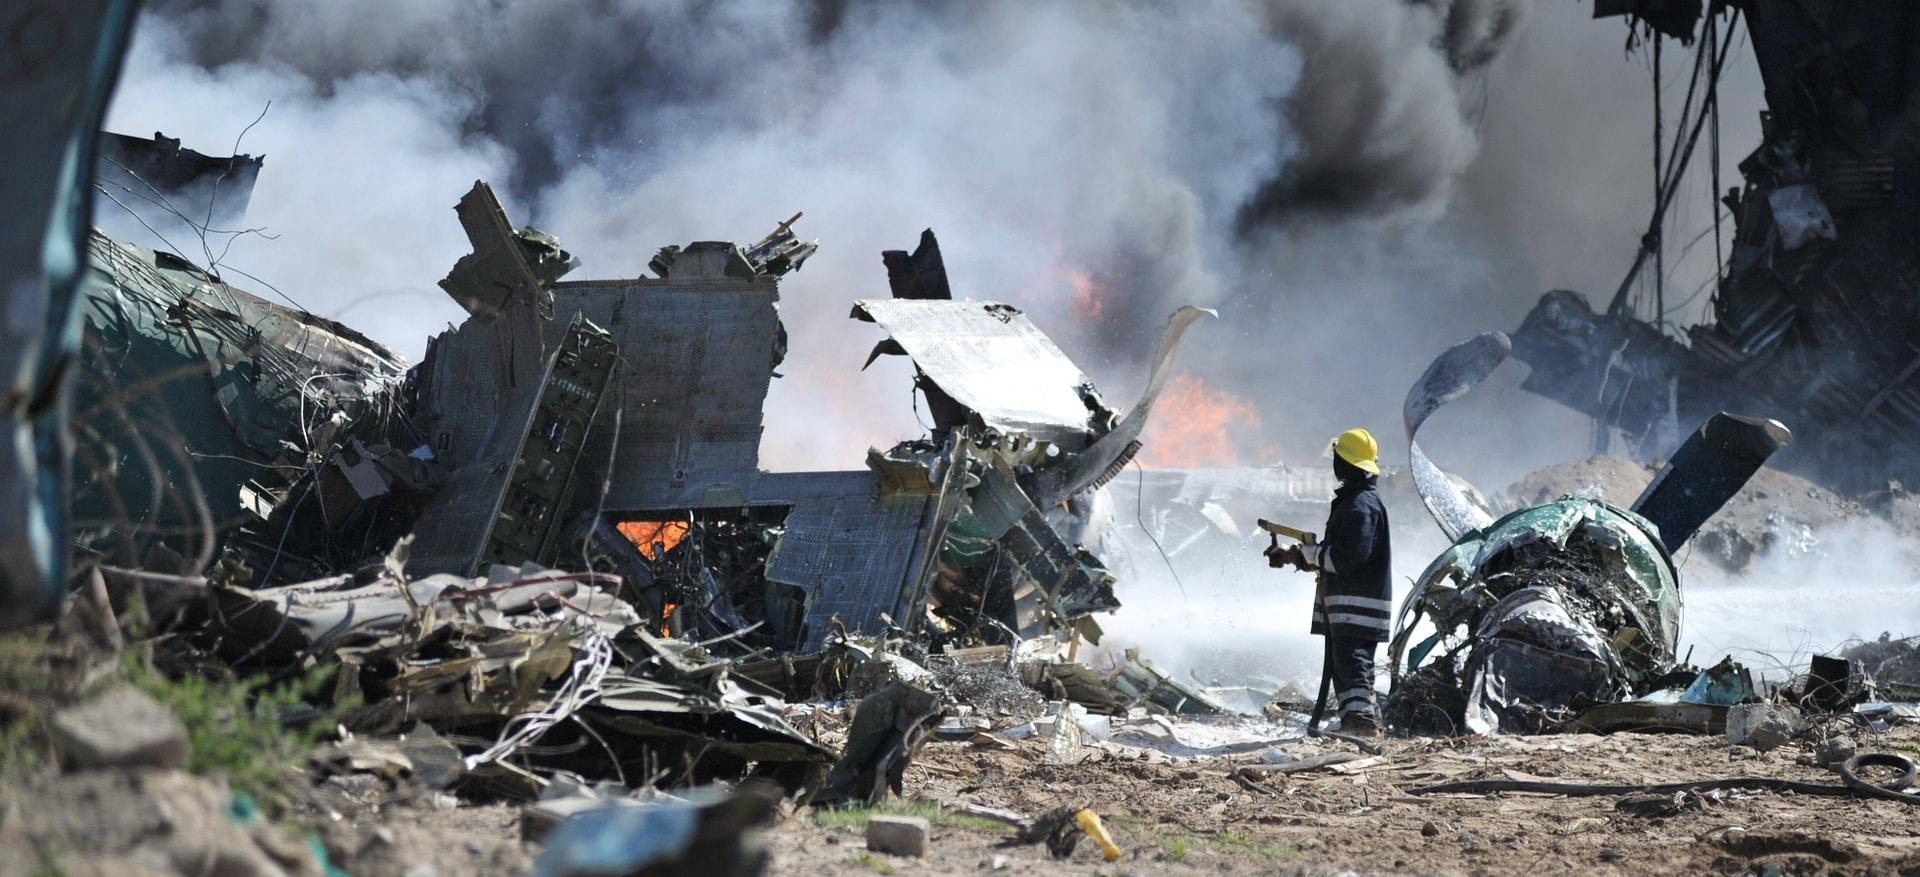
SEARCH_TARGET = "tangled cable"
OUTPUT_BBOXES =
[463,622,614,771]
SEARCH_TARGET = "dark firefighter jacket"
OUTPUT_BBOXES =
[1305,474,1392,642]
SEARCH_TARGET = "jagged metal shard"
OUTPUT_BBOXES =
[93,131,264,256]
[1631,412,1792,549]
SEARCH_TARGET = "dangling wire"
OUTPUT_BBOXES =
[1604,8,1743,323]
[1707,11,1725,307]
[1652,33,1665,326]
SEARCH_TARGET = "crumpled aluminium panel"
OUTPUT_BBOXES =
[851,299,1111,449]
[74,234,406,539]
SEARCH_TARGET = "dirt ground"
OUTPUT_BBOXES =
[24,707,1919,877]
[761,721,1920,877]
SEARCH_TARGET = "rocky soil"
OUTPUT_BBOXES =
[762,720,1920,877]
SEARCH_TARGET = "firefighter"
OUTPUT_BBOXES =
[1271,427,1392,735]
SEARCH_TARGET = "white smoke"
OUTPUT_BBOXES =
[1678,519,1920,679]
[103,0,1576,474]
[101,16,506,340]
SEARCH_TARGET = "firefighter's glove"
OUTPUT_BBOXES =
[1269,543,1310,572]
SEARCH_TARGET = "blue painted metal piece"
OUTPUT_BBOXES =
[0,0,141,629]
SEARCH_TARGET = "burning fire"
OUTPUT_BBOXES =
[1065,268,1104,320]
[617,520,689,559]
[1137,373,1261,468]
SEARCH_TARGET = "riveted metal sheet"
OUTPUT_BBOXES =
[555,278,780,509]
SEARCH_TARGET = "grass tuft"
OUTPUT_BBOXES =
[811,798,1006,832]
[0,628,56,781]
[122,648,355,813]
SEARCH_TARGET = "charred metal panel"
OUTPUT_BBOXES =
[472,315,617,572]
[881,229,951,301]
[94,131,262,250]
[763,458,964,652]
[1631,413,1792,549]
[852,299,1114,450]
[411,185,567,476]
[554,273,783,510]
[408,315,615,575]
[439,181,575,319]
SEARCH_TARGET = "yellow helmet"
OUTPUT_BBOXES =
[1330,427,1381,475]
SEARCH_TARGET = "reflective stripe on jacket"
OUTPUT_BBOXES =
[1308,475,1392,642]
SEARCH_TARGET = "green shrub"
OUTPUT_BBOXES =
[123,650,356,812]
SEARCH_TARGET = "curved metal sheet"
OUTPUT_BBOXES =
[1402,332,1510,542]
[1024,305,1215,508]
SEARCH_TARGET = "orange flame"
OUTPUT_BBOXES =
[617,520,690,559]
[1065,268,1104,320]
[1137,374,1261,468]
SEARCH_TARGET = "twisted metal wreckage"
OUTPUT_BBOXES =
[6,3,1875,812]
[1384,332,1794,736]
[60,133,1843,780]
[68,139,1231,796]
[1511,0,1920,494]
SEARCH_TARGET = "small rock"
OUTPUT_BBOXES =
[866,815,931,857]
[1258,748,1295,765]
[50,686,188,770]
[1420,821,1439,837]
[1726,703,1801,753]
[360,826,397,854]
[991,853,1009,869]
[1045,715,1084,765]
[1815,736,1857,768]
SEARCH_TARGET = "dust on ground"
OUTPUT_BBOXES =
[766,720,1920,877]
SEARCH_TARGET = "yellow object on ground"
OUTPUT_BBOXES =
[1074,809,1121,862]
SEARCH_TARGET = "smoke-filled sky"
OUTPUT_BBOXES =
[101,0,1765,491]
